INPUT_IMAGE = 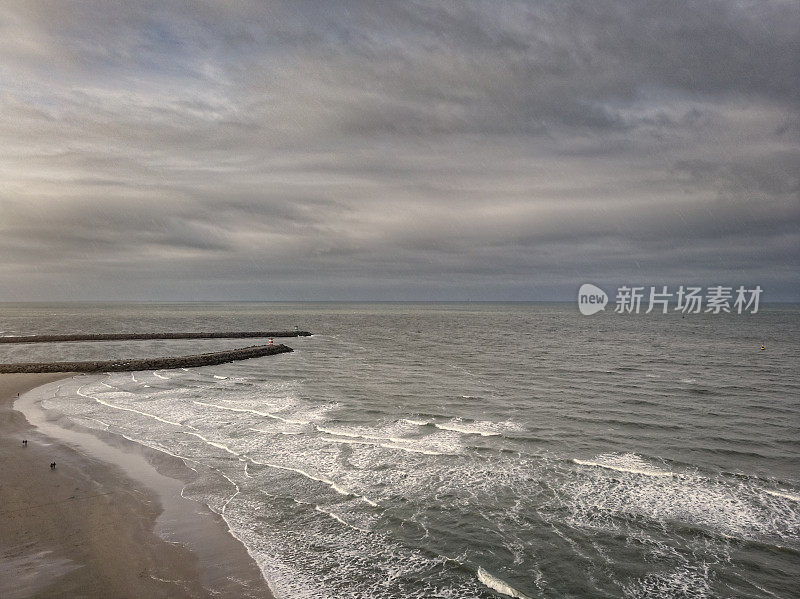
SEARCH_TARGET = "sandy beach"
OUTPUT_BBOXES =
[0,373,274,599]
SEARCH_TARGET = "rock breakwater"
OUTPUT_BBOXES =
[0,343,293,373]
[0,331,311,344]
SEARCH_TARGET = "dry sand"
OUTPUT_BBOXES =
[0,373,275,599]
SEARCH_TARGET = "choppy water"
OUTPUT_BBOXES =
[2,302,799,598]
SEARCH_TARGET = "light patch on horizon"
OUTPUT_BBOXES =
[0,1,798,300]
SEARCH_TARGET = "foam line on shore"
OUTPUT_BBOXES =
[77,385,182,426]
[249,458,378,506]
[183,431,241,456]
[194,399,310,425]
[572,457,673,477]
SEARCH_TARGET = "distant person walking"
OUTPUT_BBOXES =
[50,462,56,470]
[22,439,27,446]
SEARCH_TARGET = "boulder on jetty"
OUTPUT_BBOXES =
[0,343,292,374]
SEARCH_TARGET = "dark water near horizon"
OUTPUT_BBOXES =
[2,302,799,598]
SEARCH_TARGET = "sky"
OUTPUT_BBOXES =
[1,1,798,301]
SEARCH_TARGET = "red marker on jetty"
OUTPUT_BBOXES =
[269,337,274,346]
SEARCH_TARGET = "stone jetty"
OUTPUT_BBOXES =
[0,343,293,373]
[0,331,311,344]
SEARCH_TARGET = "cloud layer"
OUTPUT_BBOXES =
[1,1,798,300]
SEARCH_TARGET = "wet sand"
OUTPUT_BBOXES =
[0,373,274,599]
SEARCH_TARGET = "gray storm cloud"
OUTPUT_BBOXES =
[0,0,797,300]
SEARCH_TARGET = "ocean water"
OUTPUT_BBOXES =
[2,302,799,599]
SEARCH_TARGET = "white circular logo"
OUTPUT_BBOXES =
[578,283,608,315]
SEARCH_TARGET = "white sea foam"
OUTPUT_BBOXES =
[77,386,182,426]
[434,420,502,436]
[314,505,370,533]
[273,415,311,425]
[216,469,241,513]
[213,375,228,380]
[195,399,269,417]
[331,481,351,496]
[320,436,381,447]
[477,567,532,599]
[402,418,430,426]
[183,431,240,456]
[194,400,309,425]
[764,489,800,502]
[379,442,446,456]
[251,458,378,508]
[624,563,711,599]
[255,460,340,491]
[315,425,376,439]
[573,454,673,477]
[316,422,462,456]
[153,371,169,380]
[564,453,800,543]
[319,433,450,457]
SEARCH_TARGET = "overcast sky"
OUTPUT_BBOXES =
[1,1,798,301]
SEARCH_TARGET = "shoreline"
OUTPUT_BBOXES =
[0,373,275,599]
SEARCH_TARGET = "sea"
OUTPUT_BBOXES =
[1,302,798,599]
